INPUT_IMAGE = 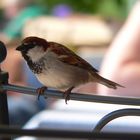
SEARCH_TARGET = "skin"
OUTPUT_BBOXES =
[75,1,140,97]
[97,1,140,96]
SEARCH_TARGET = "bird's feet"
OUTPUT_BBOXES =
[63,87,74,104]
[36,86,48,100]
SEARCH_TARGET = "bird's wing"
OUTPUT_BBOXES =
[48,42,98,73]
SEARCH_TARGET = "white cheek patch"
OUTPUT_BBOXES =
[27,46,45,62]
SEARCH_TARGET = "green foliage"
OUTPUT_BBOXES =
[38,0,128,19]
[96,0,128,19]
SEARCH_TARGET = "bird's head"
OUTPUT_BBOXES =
[16,36,48,62]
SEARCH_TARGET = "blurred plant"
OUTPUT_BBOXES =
[96,0,128,19]
[38,0,128,19]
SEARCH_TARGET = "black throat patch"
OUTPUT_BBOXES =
[22,52,45,74]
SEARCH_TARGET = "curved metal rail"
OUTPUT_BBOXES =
[93,108,140,132]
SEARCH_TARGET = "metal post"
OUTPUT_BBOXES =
[0,71,9,123]
[0,71,10,140]
[0,41,11,140]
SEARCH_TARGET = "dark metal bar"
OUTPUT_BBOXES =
[0,126,140,139]
[0,72,9,124]
[1,84,140,106]
[0,72,10,140]
[93,108,140,132]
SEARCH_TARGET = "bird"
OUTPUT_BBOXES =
[16,36,123,104]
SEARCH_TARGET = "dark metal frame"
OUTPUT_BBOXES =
[1,45,140,139]
[0,71,10,140]
[1,72,140,139]
[0,126,140,139]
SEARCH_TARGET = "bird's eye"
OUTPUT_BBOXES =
[33,42,36,45]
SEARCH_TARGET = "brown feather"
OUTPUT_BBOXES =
[48,42,99,73]
[22,36,47,46]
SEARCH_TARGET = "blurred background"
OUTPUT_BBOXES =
[0,0,139,134]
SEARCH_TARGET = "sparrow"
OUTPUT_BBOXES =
[16,36,123,104]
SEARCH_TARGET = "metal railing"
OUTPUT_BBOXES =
[1,41,140,139]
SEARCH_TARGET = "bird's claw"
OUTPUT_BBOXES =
[36,86,47,100]
[64,93,70,104]
[63,86,74,104]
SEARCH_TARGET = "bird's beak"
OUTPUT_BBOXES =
[16,44,25,51]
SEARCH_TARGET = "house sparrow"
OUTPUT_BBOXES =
[16,36,123,103]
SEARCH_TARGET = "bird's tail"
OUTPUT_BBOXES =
[95,74,124,89]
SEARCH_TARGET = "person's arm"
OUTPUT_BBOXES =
[97,1,140,96]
